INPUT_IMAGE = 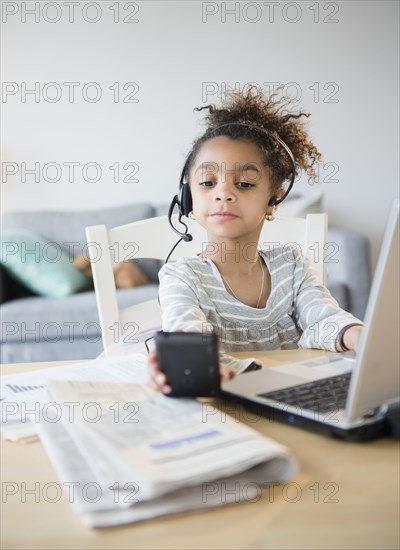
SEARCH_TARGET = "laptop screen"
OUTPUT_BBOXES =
[346,198,400,422]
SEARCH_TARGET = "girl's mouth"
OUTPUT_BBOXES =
[211,212,239,221]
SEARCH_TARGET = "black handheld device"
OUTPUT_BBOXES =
[155,331,220,397]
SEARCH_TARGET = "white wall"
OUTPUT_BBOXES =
[1,0,399,269]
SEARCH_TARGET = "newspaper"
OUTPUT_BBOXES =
[0,354,150,441]
[37,379,298,528]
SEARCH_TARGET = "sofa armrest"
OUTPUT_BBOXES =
[326,226,371,320]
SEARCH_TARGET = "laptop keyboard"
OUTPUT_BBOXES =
[257,372,352,414]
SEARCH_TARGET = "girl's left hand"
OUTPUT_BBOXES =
[343,325,363,352]
[220,364,236,381]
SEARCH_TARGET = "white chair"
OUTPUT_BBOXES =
[86,213,328,353]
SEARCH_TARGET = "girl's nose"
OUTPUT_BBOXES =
[214,181,236,202]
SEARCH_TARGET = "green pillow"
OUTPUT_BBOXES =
[0,229,91,298]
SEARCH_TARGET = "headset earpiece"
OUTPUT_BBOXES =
[268,196,278,207]
[179,182,193,218]
[173,155,193,218]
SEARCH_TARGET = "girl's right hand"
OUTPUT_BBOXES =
[148,351,172,394]
[147,351,235,394]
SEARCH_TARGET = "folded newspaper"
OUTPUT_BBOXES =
[37,379,297,528]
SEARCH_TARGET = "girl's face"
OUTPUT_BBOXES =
[189,136,276,241]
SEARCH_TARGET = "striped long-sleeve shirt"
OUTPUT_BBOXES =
[158,247,362,373]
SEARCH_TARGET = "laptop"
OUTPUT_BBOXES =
[221,198,400,441]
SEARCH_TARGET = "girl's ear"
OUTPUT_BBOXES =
[277,187,287,200]
[267,188,286,207]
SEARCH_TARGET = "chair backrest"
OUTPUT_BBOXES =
[86,213,328,352]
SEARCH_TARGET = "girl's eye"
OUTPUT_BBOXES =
[199,181,215,187]
[198,181,255,189]
[237,181,255,189]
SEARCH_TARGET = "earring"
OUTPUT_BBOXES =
[188,211,196,220]
[265,212,275,221]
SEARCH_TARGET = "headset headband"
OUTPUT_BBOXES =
[179,121,296,206]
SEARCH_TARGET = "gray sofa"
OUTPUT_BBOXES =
[0,203,370,364]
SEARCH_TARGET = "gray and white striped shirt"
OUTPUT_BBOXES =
[158,247,362,373]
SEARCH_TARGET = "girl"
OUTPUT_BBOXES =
[149,86,363,393]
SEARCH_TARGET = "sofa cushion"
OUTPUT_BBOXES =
[3,203,160,282]
[1,229,91,298]
[0,284,159,344]
[0,339,104,364]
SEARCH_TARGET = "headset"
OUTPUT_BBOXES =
[168,121,297,243]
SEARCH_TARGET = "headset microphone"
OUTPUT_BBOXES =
[168,195,193,242]
[181,231,193,242]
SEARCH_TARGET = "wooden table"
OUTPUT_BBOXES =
[1,350,399,549]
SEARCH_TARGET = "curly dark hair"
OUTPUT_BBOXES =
[184,85,323,195]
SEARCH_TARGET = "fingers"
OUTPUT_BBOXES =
[148,352,236,393]
[147,351,171,394]
[220,365,236,382]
